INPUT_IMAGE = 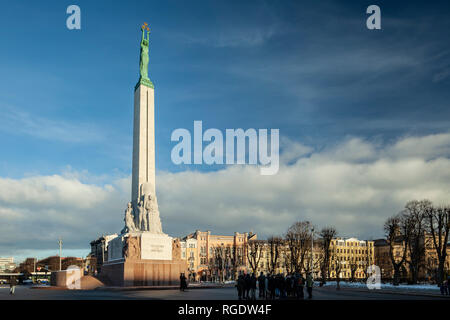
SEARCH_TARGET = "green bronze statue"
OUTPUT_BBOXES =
[136,23,154,89]
[140,24,150,80]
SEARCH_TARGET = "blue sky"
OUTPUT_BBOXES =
[0,0,450,261]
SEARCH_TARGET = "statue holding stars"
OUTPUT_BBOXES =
[139,23,150,80]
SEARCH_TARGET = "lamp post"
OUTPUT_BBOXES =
[310,227,314,276]
[58,237,63,271]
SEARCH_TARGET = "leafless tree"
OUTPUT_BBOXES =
[360,240,374,280]
[402,200,429,284]
[384,214,410,285]
[349,258,358,282]
[267,236,282,274]
[425,205,450,285]
[281,246,292,274]
[285,221,313,273]
[209,245,229,282]
[247,240,264,274]
[329,243,342,289]
[229,244,244,280]
[319,227,337,285]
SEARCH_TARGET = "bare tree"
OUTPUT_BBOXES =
[349,258,358,282]
[247,240,264,274]
[319,227,337,285]
[384,214,410,285]
[360,240,374,281]
[425,205,450,285]
[209,245,228,282]
[285,221,312,274]
[329,243,342,289]
[403,200,429,284]
[281,246,292,274]
[229,244,244,280]
[267,236,282,274]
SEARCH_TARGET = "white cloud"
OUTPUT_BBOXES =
[1,133,450,262]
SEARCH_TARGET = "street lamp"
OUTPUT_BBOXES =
[310,227,314,276]
[58,237,63,271]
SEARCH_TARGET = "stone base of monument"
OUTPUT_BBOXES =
[101,232,187,287]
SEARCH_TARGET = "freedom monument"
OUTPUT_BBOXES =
[101,24,187,286]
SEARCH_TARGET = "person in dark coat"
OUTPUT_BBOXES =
[292,274,298,298]
[297,274,305,299]
[258,272,266,298]
[268,275,275,299]
[180,273,187,291]
[279,274,286,299]
[306,272,313,299]
[286,275,292,297]
[244,273,251,299]
[236,273,245,300]
[250,273,257,300]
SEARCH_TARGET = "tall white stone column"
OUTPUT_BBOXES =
[131,84,156,204]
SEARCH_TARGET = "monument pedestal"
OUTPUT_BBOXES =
[102,232,187,287]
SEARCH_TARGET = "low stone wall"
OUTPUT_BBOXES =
[102,259,187,287]
[50,269,82,288]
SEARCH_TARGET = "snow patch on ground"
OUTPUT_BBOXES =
[320,281,440,291]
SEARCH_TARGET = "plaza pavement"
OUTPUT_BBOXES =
[0,285,449,300]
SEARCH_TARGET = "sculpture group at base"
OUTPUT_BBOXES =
[122,183,163,234]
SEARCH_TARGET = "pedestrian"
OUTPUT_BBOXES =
[258,272,266,298]
[297,274,305,299]
[180,273,187,291]
[268,275,275,300]
[274,275,280,298]
[292,274,298,298]
[286,275,292,297]
[9,276,17,295]
[244,273,251,299]
[306,272,313,299]
[250,273,257,300]
[265,274,270,299]
[279,274,286,299]
[442,279,449,296]
[236,273,245,300]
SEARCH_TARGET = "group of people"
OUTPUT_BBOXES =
[236,272,314,300]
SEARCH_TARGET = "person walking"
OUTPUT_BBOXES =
[268,275,275,300]
[236,273,245,300]
[286,275,292,297]
[306,272,314,299]
[297,274,305,299]
[441,279,449,296]
[9,276,17,295]
[274,275,280,298]
[258,272,266,299]
[180,273,187,292]
[279,274,286,299]
[244,273,251,299]
[265,274,270,299]
[250,273,257,300]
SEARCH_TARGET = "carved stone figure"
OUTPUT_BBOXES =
[144,193,163,234]
[123,236,141,260]
[137,200,147,231]
[124,202,136,233]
